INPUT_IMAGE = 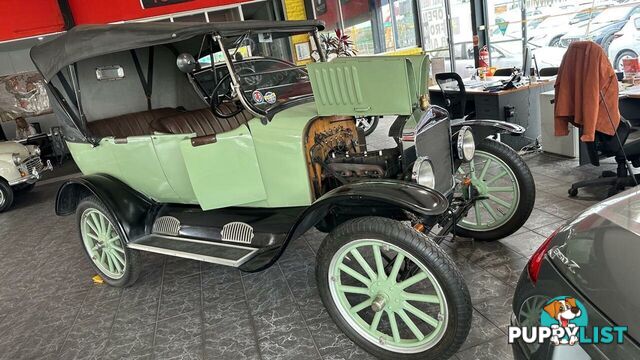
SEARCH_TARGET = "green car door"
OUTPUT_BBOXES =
[179,124,267,210]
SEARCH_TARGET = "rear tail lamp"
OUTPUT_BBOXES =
[527,227,560,284]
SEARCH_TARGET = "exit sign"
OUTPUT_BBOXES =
[141,0,194,9]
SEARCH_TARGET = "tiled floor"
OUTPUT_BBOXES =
[0,132,615,360]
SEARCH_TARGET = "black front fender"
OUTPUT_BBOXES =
[452,119,525,139]
[55,174,154,241]
[239,180,448,272]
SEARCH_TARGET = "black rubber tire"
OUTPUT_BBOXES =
[76,196,141,287]
[615,50,638,71]
[568,188,578,197]
[358,116,379,136]
[316,217,472,360]
[0,179,14,213]
[454,139,536,241]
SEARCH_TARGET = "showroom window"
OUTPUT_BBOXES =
[314,0,420,54]
[418,0,473,74]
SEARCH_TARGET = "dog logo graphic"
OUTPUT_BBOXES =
[540,296,588,345]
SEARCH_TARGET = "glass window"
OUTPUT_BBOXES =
[486,0,523,71]
[392,0,417,49]
[419,0,450,72]
[341,0,377,54]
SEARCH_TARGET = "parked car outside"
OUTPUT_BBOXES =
[560,3,640,53]
[511,187,640,359]
[0,141,52,212]
[608,14,640,70]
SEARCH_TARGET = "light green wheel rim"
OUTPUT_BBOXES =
[328,239,448,353]
[80,208,126,279]
[457,150,520,231]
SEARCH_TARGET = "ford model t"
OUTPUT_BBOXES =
[31,20,534,359]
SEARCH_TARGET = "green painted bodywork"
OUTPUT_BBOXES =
[67,104,318,210]
[180,125,267,209]
[308,57,417,117]
[67,55,430,210]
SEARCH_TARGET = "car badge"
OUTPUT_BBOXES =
[549,243,580,274]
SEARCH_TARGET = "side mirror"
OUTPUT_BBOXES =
[176,53,198,73]
[635,17,640,30]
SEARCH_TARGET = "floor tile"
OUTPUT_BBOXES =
[253,302,320,360]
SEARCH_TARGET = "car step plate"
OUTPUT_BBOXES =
[128,235,258,267]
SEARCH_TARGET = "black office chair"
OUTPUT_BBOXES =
[569,119,640,197]
[493,68,515,76]
[539,67,559,77]
[434,72,472,120]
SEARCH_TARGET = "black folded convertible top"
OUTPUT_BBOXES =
[30,20,324,81]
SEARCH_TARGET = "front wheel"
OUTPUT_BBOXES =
[316,217,471,359]
[454,139,535,241]
[76,196,141,287]
[0,180,14,213]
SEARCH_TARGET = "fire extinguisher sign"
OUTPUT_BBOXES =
[140,0,194,9]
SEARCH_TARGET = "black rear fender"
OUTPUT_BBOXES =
[55,174,154,241]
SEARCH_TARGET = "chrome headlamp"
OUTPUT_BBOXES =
[412,157,436,189]
[12,153,22,166]
[456,126,475,162]
[33,146,41,156]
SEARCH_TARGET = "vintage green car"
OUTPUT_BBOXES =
[31,20,534,359]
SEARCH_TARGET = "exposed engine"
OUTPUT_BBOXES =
[306,118,403,196]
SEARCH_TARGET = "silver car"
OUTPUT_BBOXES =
[608,15,640,70]
[511,187,640,359]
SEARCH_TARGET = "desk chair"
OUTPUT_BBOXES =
[493,68,514,77]
[539,67,559,77]
[434,72,472,120]
[569,119,640,197]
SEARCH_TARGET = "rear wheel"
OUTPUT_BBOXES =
[76,196,141,287]
[316,217,471,359]
[454,139,535,241]
[0,180,14,213]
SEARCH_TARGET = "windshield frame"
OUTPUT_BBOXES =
[215,29,325,122]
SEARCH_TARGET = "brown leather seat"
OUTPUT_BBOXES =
[151,104,254,137]
[87,108,180,138]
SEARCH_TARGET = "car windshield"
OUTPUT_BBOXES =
[220,32,314,115]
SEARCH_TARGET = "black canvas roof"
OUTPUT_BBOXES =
[30,20,324,81]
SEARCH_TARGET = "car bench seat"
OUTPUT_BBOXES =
[151,104,254,137]
[87,108,181,138]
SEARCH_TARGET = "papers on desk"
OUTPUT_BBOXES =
[464,79,504,90]
[621,85,640,97]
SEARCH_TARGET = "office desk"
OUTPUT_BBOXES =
[429,78,555,150]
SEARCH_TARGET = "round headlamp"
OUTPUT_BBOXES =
[412,157,436,189]
[33,146,41,156]
[457,126,475,162]
[12,153,22,166]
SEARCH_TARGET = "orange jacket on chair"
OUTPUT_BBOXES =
[554,41,620,142]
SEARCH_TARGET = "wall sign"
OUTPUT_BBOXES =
[140,0,194,9]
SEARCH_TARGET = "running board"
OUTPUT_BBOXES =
[128,235,258,267]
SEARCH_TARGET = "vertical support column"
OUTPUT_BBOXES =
[470,0,487,68]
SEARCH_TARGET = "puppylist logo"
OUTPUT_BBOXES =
[509,296,627,346]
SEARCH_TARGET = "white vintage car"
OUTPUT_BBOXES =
[0,141,52,212]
